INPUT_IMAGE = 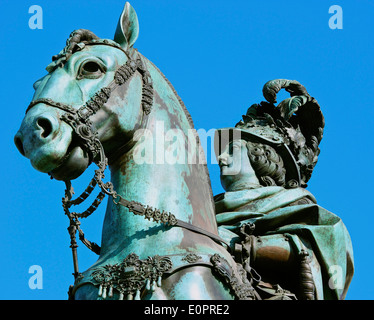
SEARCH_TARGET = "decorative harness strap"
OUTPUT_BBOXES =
[71,252,257,300]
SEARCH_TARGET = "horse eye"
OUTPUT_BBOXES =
[83,61,100,72]
[78,61,105,79]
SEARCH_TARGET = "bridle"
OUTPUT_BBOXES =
[26,40,229,282]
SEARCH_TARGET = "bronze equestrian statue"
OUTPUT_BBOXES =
[14,3,353,300]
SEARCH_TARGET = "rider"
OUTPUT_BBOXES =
[214,80,354,300]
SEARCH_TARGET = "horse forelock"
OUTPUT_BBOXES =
[46,30,127,73]
[64,29,99,55]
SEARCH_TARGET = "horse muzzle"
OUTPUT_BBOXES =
[14,102,90,180]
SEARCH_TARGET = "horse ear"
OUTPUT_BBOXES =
[114,2,139,50]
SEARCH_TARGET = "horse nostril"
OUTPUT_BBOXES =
[14,136,25,156]
[37,117,53,138]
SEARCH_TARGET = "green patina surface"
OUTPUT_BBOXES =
[14,2,353,300]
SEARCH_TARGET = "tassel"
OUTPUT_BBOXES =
[108,286,113,298]
[151,280,156,292]
[127,293,133,300]
[102,287,107,299]
[119,292,124,300]
[157,276,162,287]
[98,284,103,297]
[145,279,150,290]
[134,290,141,300]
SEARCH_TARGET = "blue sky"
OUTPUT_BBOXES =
[1,0,373,300]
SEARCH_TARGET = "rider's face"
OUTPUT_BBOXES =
[218,139,259,191]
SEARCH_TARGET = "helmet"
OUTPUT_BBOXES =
[214,79,325,188]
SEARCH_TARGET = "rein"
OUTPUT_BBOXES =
[26,46,228,281]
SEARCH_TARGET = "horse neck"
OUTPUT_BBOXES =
[98,57,218,260]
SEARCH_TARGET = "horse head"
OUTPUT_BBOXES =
[14,3,146,181]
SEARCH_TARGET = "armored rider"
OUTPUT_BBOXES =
[214,79,354,300]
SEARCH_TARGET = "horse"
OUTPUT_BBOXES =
[14,3,254,300]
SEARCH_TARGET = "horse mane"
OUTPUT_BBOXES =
[147,58,215,210]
